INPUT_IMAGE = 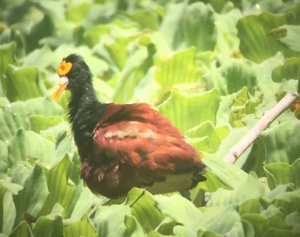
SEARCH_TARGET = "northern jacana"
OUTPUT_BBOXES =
[52,54,206,199]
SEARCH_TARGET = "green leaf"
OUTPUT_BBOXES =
[112,45,148,103]
[0,102,30,142]
[0,42,15,95]
[183,2,216,53]
[158,89,220,133]
[28,115,63,134]
[155,194,202,228]
[204,60,257,96]
[4,66,47,102]
[94,205,131,237]
[197,172,231,193]
[21,45,54,69]
[154,48,199,88]
[123,215,145,237]
[276,25,300,53]
[272,57,300,82]
[7,129,56,167]
[123,10,159,31]
[32,212,63,237]
[63,219,97,237]
[160,2,187,51]
[0,184,16,235]
[262,228,300,237]
[241,212,290,237]
[237,10,299,63]
[260,119,300,164]
[207,172,265,207]
[203,156,248,189]
[38,155,76,217]
[65,3,91,23]
[127,188,164,232]
[25,97,64,117]
[8,221,29,237]
[84,25,110,48]
[264,158,300,190]
[13,163,49,228]
[186,121,224,153]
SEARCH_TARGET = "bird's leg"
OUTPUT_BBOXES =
[129,188,147,207]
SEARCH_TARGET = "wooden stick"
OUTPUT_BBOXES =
[223,91,299,164]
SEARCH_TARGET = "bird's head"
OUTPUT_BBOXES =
[52,54,92,101]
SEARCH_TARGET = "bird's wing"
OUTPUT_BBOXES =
[91,103,205,193]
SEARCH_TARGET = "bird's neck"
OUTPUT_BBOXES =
[68,83,108,160]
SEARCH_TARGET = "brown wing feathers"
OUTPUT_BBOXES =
[82,103,206,197]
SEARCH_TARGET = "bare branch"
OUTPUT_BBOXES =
[223,91,299,164]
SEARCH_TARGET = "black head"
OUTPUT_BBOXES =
[52,54,93,101]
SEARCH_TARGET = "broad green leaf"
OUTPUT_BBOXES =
[7,129,56,167]
[286,212,300,232]
[29,115,63,134]
[154,48,199,88]
[203,156,248,189]
[155,217,176,235]
[0,97,63,143]
[94,205,131,237]
[0,42,15,95]
[276,25,300,53]
[8,221,29,237]
[207,172,265,207]
[239,199,261,216]
[69,186,93,221]
[183,2,216,53]
[272,57,300,82]
[21,45,54,69]
[160,2,187,51]
[13,163,49,228]
[203,205,240,235]
[123,215,145,237]
[127,188,164,232]
[186,121,223,153]
[155,194,202,228]
[197,172,231,193]
[4,66,47,102]
[32,213,63,237]
[260,119,300,164]
[0,102,30,142]
[25,97,64,117]
[65,3,91,23]
[241,212,290,237]
[0,185,16,234]
[103,37,131,70]
[262,228,300,237]
[85,25,110,48]
[271,189,300,215]
[123,10,159,31]
[158,89,220,134]
[264,158,300,190]
[63,219,97,237]
[39,155,76,217]
[214,9,242,54]
[112,45,149,103]
[237,10,299,63]
[204,60,257,96]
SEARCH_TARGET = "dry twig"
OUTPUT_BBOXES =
[223,91,299,164]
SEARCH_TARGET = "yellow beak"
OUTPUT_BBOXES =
[52,76,69,101]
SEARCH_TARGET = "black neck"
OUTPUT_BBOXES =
[68,83,108,161]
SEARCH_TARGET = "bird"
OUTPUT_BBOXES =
[52,54,206,199]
